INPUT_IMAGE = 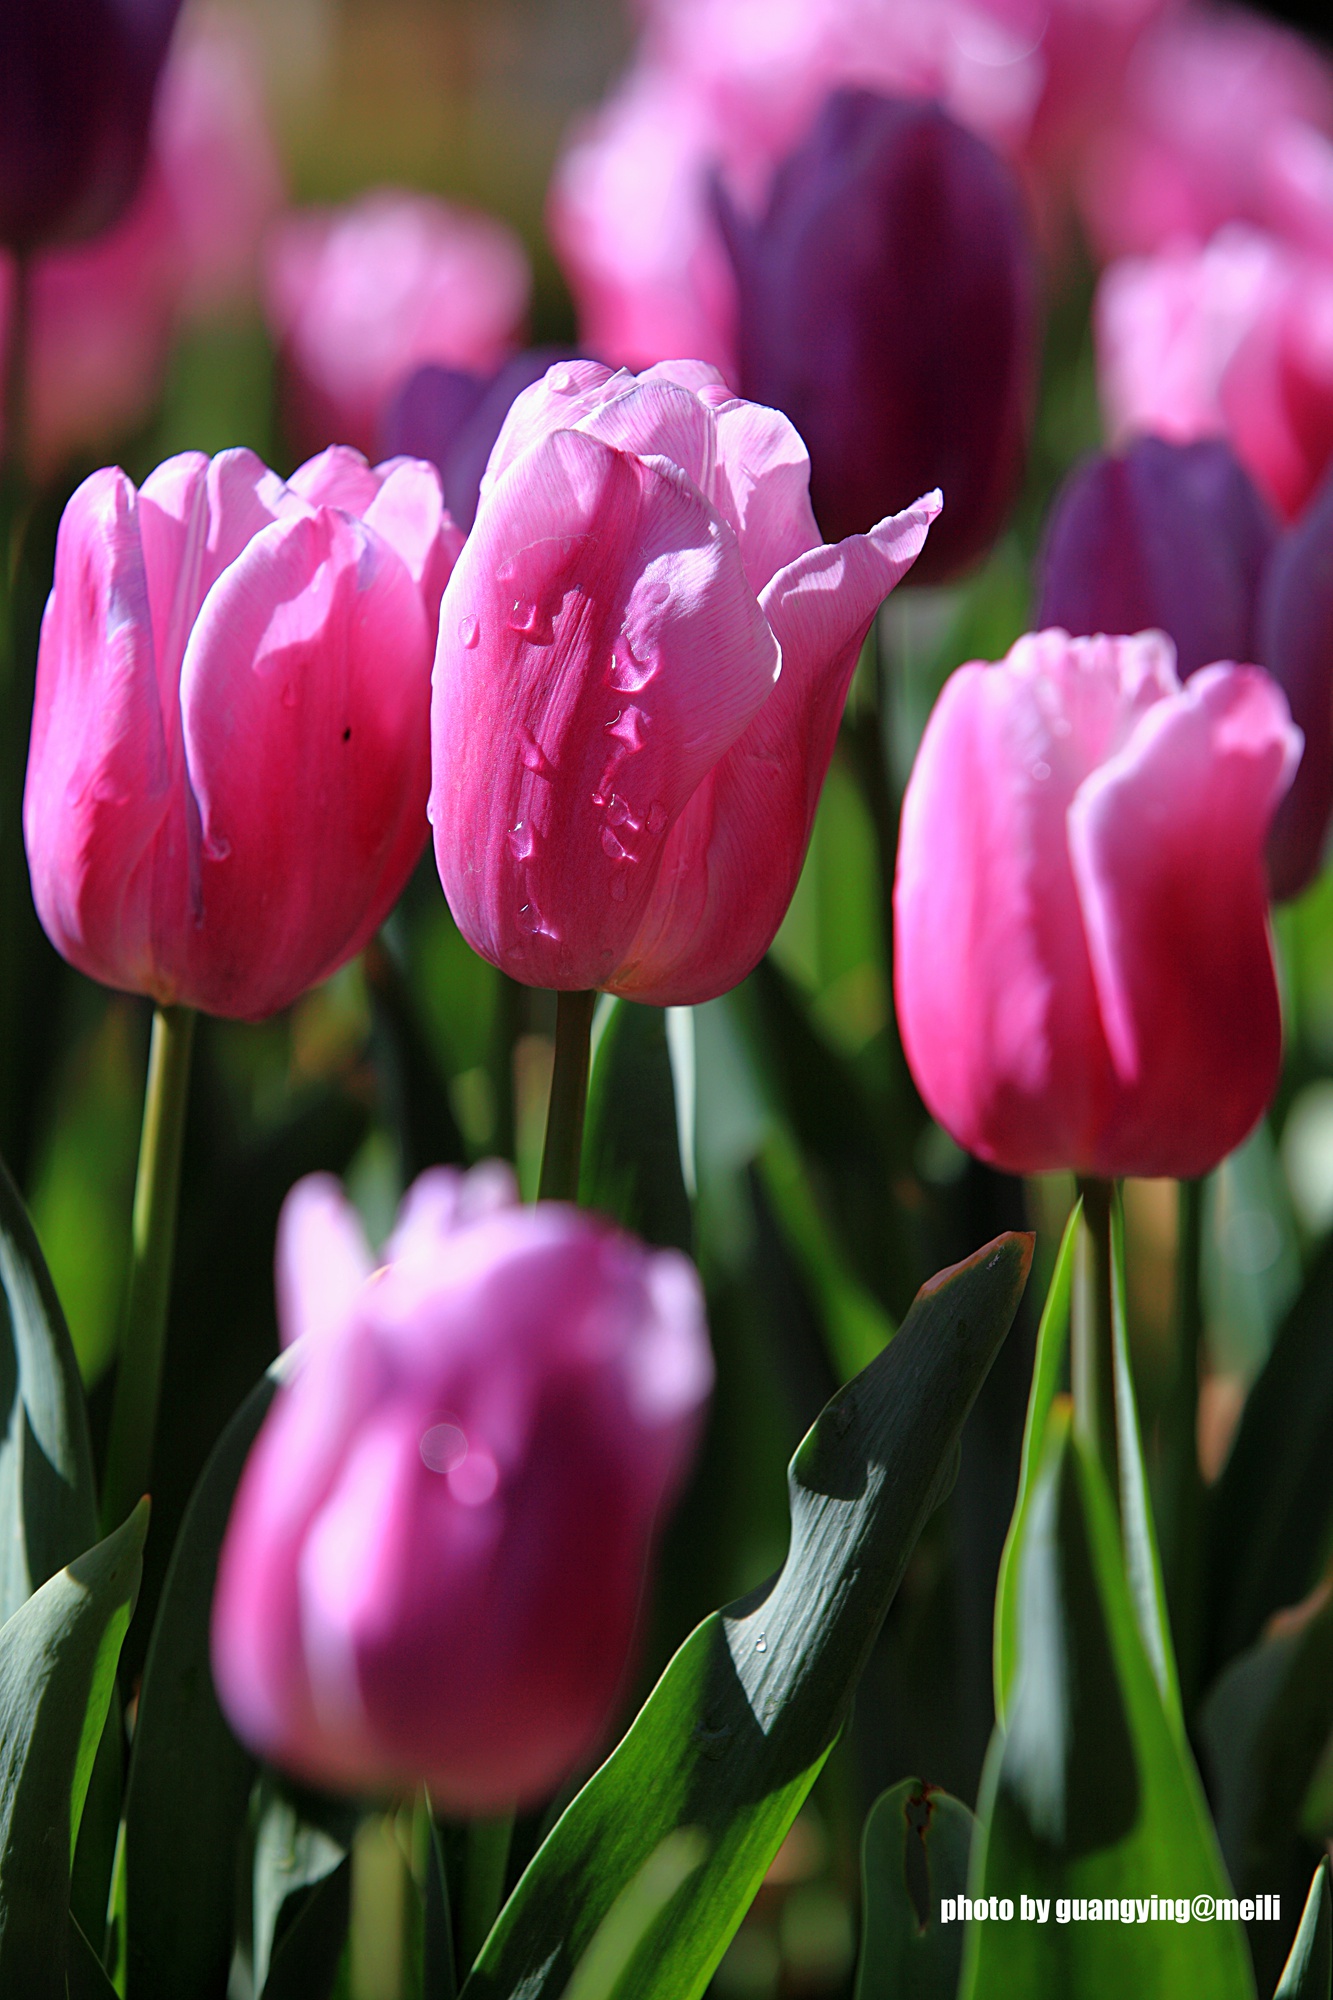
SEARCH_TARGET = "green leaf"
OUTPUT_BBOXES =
[0,1148,98,1624]
[252,1779,351,1995]
[1198,1584,1333,1896]
[1276,1860,1332,2000]
[854,1779,974,2000]
[119,1362,281,2000]
[1109,1193,1181,1730]
[993,1201,1079,1715]
[460,1231,1033,2000]
[423,1814,458,2000]
[67,1913,119,1999]
[580,1000,692,1255]
[259,1852,351,2000]
[0,1502,148,2000]
[962,1410,1255,1999]
[559,1831,708,2000]
[1204,1235,1333,1682]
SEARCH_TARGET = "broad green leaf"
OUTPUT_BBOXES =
[423,1814,458,2000]
[1109,1193,1181,1729]
[460,1231,1032,2000]
[68,1913,119,1999]
[1198,1584,1333,1897]
[559,1831,708,2000]
[993,1202,1079,1714]
[1204,1235,1333,1682]
[1276,1861,1332,2000]
[854,1779,974,2000]
[0,1149,98,1624]
[0,1502,148,2000]
[259,1854,351,2000]
[119,1362,281,2000]
[963,1410,1254,1999]
[581,1001,692,1255]
[252,1779,351,1995]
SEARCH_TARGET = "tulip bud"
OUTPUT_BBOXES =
[430,358,937,1002]
[0,0,183,252]
[24,445,462,1020]
[718,90,1037,582]
[1036,436,1277,680]
[379,348,578,534]
[263,190,532,461]
[211,1164,712,1811]
[1259,461,1333,898]
[894,630,1300,1180]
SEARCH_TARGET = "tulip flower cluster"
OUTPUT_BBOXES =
[213,1163,711,1809]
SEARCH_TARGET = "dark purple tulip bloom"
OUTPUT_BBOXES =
[0,0,183,253]
[1260,466,1333,900]
[1036,437,1278,681]
[718,90,1037,584]
[379,347,578,533]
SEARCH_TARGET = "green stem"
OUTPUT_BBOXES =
[537,989,595,1203]
[1164,1175,1206,1704]
[100,1004,196,1534]
[1072,1176,1118,1495]
[457,1812,513,1973]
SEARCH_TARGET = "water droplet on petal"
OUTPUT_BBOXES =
[508,600,539,635]
[508,820,534,859]
[1032,760,1051,782]
[602,825,631,861]
[646,802,668,835]
[550,368,574,393]
[203,831,232,861]
[458,615,480,648]
[754,1634,768,1654]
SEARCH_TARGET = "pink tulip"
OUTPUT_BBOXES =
[263,190,531,461]
[430,358,938,1001]
[0,12,286,478]
[1075,1,1333,265]
[894,630,1300,1180]
[24,445,461,1020]
[211,1164,711,1811]
[1096,225,1333,522]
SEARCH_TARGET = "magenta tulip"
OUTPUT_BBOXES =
[211,1164,712,1811]
[430,358,937,1001]
[894,630,1300,1180]
[24,445,461,1020]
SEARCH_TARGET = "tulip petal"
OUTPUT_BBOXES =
[287,444,384,515]
[362,456,464,622]
[385,1162,520,1265]
[23,466,191,1000]
[477,359,623,504]
[276,1174,374,1351]
[614,494,938,1005]
[1068,663,1300,1178]
[432,426,780,988]
[178,509,431,1016]
[710,397,823,595]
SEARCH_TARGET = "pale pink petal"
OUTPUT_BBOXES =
[710,397,822,594]
[477,360,623,506]
[275,1174,374,1351]
[363,457,463,627]
[432,427,779,990]
[1068,663,1300,1178]
[615,494,936,1004]
[287,445,384,515]
[385,1162,520,1266]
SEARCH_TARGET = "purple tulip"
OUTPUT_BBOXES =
[1036,437,1278,681]
[379,348,578,533]
[718,90,1037,584]
[0,0,184,252]
[211,1164,712,1811]
[1260,463,1333,899]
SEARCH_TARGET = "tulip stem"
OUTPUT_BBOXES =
[458,1812,513,1972]
[100,1003,196,1534]
[538,989,596,1203]
[1163,1175,1206,1703]
[1072,1176,1118,1495]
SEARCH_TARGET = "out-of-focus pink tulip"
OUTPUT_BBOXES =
[264,191,531,461]
[0,11,286,478]
[211,1163,712,1812]
[430,358,937,1001]
[894,629,1300,1179]
[1096,225,1333,522]
[24,445,461,1020]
